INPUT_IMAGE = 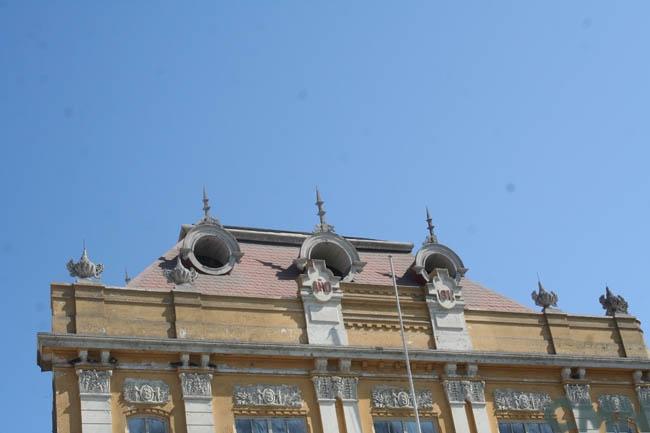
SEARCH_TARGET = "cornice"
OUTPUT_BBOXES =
[37,332,650,372]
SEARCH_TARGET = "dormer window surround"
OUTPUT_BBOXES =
[412,208,466,282]
[179,189,243,276]
[294,189,366,282]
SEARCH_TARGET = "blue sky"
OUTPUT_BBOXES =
[2,1,650,431]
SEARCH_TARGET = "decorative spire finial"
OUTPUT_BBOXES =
[425,207,438,244]
[202,186,210,218]
[199,187,221,226]
[599,286,629,316]
[166,255,198,285]
[314,188,334,232]
[124,267,131,285]
[67,243,104,281]
[531,275,559,311]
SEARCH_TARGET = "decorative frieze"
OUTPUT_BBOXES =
[565,384,592,406]
[312,376,358,401]
[637,386,650,409]
[123,379,170,404]
[233,385,302,408]
[598,394,634,414]
[443,380,485,403]
[77,369,111,394]
[493,389,552,412]
[372,386,433,410]
[180,372,212,398]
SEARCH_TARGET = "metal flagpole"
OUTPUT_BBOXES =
[388,255,423,433]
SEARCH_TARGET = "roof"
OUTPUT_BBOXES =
[127,227,532,314]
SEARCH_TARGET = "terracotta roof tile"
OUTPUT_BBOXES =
[127,238,531,313]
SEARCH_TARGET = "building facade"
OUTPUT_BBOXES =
[38,192,650,433]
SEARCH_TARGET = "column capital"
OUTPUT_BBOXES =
[312,375,358,402]
[443,380,485,404]
[77,368,112,395]
[179,372,213,400]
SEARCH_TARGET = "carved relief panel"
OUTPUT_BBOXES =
[234,385,303,408]
[123,379,170,404]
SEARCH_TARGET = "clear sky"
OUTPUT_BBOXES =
[2,1,650,431]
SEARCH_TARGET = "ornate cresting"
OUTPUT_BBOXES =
[67,244,104,280]
[531,279,559,311]
[599,286,629,316]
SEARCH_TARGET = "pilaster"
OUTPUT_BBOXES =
[636,384,650,433]
[77,368,112,433]
[564,382,599,433]
[179,372,215,433]
[312,375,361,433]
[442,365,489,433]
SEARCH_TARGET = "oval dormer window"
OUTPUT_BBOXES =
[180,223,243,276]
[194,236,230,269]
[309,242,352,277]
[295,231,366,282]
[424,253,457,279]
[413,243,466,283]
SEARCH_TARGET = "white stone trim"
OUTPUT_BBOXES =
[77,369,112,433]
[180,373,215,433]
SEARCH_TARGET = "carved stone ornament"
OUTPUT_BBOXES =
[599,286,629,316]
[427,268,459,309]
[233,385,303,408]
[531,281,559,311]
[565,384,592,407]
[123,379,170,404]
[494,389,552,411]
[67,247,104,280]
[297,259,341,302]
[312,376,358,401]
[598,394,634,414]
[637,386,650,409]
[166,256,198,285]
[180,372,212,398]
[372,386,433,410]
[77,369,112,395]
[443,380,485,404]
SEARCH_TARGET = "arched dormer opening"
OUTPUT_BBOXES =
[295,189,366,282]
[179,189,243,276]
